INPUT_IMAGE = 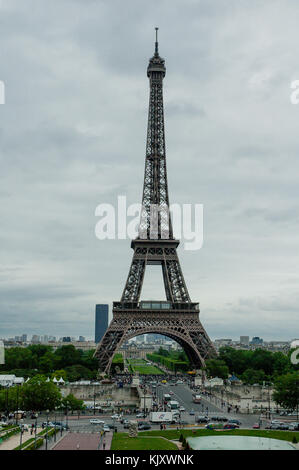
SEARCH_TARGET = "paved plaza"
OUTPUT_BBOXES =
[52,431,112,450]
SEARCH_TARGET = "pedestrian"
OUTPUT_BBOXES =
[103,439,106,450]
[76,443,80,450]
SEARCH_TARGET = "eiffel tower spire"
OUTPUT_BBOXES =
[138,27,171,241]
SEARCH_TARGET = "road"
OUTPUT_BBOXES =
[152,382,259,428]
[14,379,294,433]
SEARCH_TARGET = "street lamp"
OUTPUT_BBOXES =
[5,385,9,421]
[45,409,49,451]
[54,407,57,442]
[16,386,19,425]
[34,415,38,449]
[19,424,24,450]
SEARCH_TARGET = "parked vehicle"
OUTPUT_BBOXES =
[41,421,55,428]
[196,416,209,423]
[52,421,69,430]
[103,424,110,432]
[211,416,228,422]
[138,421,151,430]
[224,423,239,429]
[150,412,178,424]
[266,423,281,430]
[252,423,260,429]
[90,419,105,424]
[228,419,241,425]
[278,423,290,430]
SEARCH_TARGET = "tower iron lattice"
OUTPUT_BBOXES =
[94,29,216,374]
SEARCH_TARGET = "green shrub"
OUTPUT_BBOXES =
[24,438,44,450]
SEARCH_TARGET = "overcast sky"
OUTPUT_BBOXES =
[0,0,299,341]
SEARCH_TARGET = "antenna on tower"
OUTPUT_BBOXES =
[155,27,159,55]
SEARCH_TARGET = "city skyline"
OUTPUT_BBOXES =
[1,1,299,341]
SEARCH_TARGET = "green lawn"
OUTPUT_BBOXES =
[139,428,299,443]
[127,359,163,375]
[111,428,299,450]
[111,432,178,450]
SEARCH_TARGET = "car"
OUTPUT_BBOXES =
[176,380,183,384]
[288,423,299,431]
[90,419,105,425]
[123,422,130,429]
[211,416,228,422]
[196,416,209,423]
[42,421,55,428]
[228,419,241,425]
[266,423,281,430]
[169,391,174,396]
[107,423,118,431]
[252,423,260,429]
[278,423,290,430]
[103,424,110,432]
[179,406,185,412]
[138,422,151,430]
[223,423,239,429]
[189,409,195,416]
[136,413,146,418]
[111,414,120,420]
[57,422,69,430]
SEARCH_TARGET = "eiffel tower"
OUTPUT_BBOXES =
[94,29,216,374]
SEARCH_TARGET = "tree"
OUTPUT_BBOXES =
[60,394,85,412]
[64,365,93,382]
[21,375,61,411]
[157,347,169,357]
[241,368,266,385]
[273,372,299,411]
[205,359,229,379]
[54,345,82,369]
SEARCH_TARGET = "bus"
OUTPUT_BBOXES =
[167,400,179,410]
[163,394,171,405]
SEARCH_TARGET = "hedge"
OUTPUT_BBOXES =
[0,427,20,443]
[14,426,60,450]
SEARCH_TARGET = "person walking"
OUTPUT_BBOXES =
[102,439,106,450]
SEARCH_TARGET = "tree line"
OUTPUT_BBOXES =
[0,344,99,382]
